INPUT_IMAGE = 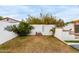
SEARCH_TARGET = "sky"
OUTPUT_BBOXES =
[0,5,79,22]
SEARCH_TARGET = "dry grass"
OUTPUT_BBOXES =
[0,35,78,53]
[65,40,79,43]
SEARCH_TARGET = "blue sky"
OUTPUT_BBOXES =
[0,5,79,22]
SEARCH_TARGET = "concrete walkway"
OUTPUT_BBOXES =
[67,43,79,49]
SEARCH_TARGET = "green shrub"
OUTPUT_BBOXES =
[50,27,56,36]
[5,21,33,36]
[0,16,4,20]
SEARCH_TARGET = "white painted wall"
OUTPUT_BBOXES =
[43,25,54,35]
[0,22,55,44]
[63,23,74,31]
[55,28,75,40]
[0,21,78,44]
[0,21,18,44]
[55,23,77,40]
[30,25,55,35]
[1,21,78,44]
[30,25,43,35]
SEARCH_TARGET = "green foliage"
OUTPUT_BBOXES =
[50,28,56,36]
[26,13,65,27]
[0,16,4,20]
[5,21,33,36]
[27,16,42,24]
[56,19,65,28]
[64,21,73,26]
[27,14,57,24]
[41,14,57,24]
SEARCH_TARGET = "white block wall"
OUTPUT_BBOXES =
[30,25,55,35]
[55,28,75,41]
[63,23,74,31]
[0,21,18,44]
[43,25,54,35]
[0,22,55,44]
[0,21,77,44]
[55,23,76,40]
[30,25,43,35]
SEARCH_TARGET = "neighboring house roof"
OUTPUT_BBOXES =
[2,17,20,23]
[72,19,79,23]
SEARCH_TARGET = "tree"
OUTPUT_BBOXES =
[27,15,42,24]
[27,13,57,25]
[41,14,57,24]
[56,19,65,27]
[5,21,33,36]
[64,21,73,26]
[26,13,65,27]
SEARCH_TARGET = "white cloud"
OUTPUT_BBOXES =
[0,5,79,22]
[55,7,79,22]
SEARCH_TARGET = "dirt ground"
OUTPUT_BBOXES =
[0,36,78,53]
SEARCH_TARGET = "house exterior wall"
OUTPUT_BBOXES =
[63,23,74,32]
[55,23,76,40]
[55,28,75,40]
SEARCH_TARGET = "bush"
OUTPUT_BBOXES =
[0,16,4,20]
[5,21,33,36]
[50,27,56,36]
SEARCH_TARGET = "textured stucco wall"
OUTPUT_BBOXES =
[0,21,18,44]
[55,28,75,40]
[30,25,55,35]
[55,23,76,40]
[0,21,77,44]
